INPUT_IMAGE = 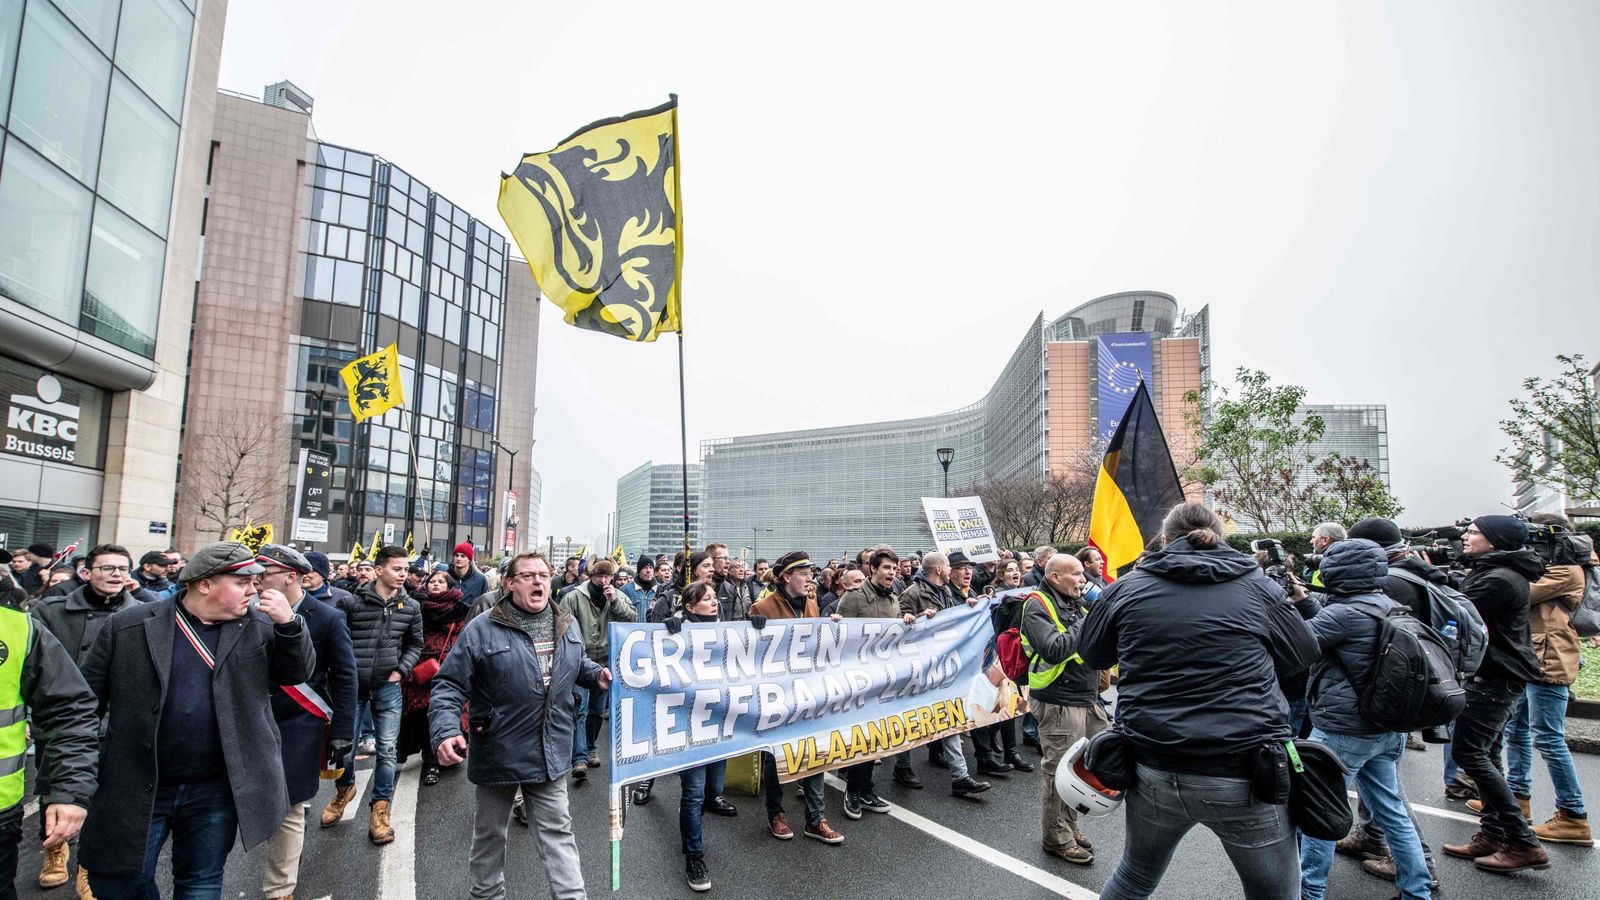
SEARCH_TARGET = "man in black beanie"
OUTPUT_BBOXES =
[1442,515,1549,874]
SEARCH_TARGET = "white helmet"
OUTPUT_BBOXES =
[1054,736,1124,817]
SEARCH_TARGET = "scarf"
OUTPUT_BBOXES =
[684,610,719,623]
[422,588,468,626]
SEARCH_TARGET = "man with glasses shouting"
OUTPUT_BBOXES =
[31,543,142,896]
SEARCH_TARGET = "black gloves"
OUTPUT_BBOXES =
[325,738,353,770]
[749,614,768,631]
[665,614,685,635]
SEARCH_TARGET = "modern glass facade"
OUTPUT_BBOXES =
[696,295,1204,558]
[615,461,701,558]
[1298,404,1390,490]
[292,142,509,557]
[0,0,193,361]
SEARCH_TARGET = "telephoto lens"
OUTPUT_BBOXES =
[1420,725,1452,744]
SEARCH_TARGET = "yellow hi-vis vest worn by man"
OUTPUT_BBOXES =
[1019,589,1086,690]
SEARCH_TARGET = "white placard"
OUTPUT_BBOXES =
[920,496,1000,563]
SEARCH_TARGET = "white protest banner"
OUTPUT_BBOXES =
[920,495,1000,562]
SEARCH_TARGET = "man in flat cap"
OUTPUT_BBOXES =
[77,541,315,898]
[256,544,358,900]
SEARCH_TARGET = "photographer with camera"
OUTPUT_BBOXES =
[1303,522,1346,591]
[1441,515,1549,874]
[1492,513,1593,846]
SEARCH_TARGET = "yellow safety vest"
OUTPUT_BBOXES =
[0,607,30,809]
[1018,589,1084,691]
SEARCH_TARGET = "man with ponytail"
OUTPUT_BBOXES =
[1078,502,1319,899]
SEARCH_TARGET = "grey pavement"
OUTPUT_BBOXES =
[12,732,1600,899]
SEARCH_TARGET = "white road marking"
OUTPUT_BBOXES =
[823,774,1100,899]
[1353,790,1600,848]
[378,758,421,900]
[22,799,37,820]
[341,767,374,821]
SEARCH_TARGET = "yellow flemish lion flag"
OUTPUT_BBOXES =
[340,344,405,423]
[611,544,627,566]
[349,539,366,565]
[228,522,273,555]
[1088,381,1187,580]
[498,97,682,343]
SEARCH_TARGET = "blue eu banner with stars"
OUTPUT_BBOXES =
[1096,333,1152,442]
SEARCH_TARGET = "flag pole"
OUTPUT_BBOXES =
[678,332,691,557]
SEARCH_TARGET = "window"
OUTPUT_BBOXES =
[331,259,363,305]
[10,0,110,184]
[114,0,192,120]
[0,139,93,321]
[98,73,179,235]
[0,0,23,121]
[82,200,163,356]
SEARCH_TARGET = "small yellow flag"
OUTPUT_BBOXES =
[350,539,366,565]
[611,544,627,566]
[370,530,384,557]
[340,344,405,423]
[228,522,273,555]
[404,532,416,559]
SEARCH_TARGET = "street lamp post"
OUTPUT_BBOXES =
[937,447,955,498]
[751,526,772,561]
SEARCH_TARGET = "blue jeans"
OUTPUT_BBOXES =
[1506,682,1587,815]
[88,780,239,900]
[337,681,402,803]
[570,686,590,766]
[1100,764,1299,900]
[1300,730,1431,900]
[679,765,708,856]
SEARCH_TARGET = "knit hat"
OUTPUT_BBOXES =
[635,554,655,572]
[1347,517,1404,550]
[305,551,332,581]
[27,542,53,559]
[454,541,475,561]
[1473,515,1528,552]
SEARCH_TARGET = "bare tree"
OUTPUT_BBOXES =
[189,411,288,541]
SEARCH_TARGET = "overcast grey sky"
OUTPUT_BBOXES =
[221,1,1600,543]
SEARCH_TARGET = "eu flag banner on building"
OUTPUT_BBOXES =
[498,97,682,343]
[1096,333,1153,442]
[606,603,1021,839]
[340,344,405,423]
[1088,380,1186,579]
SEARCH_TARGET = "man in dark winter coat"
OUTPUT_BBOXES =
[1442,515,1550,873]
[78,541,314,897]
[302,551,354,608]
[257,544,358,900]
[431,551,608,900]
[134,551,179,601]
[451,542,490,606]
[30,543,144,892]
[323,545,423,843]
[1298,540,1433,900]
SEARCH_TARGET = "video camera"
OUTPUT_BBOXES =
[1249,538,1295,592]
[1402,518,1473,569]
[1525,520,1594,566]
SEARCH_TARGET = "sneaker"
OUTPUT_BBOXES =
[423,764,440,786]
[1044,843,1094,865]
[805,818,844,844]
[631,781,653,805]
[952,776,992,798]
[685,854,712,892]
[1336,829,1389,861]
[357,738,376,759]
[843,794,863,820]
[1532,809,1593,845]
[1405,734,1428,752]
[858,793,891,814]
[768,812,794,840]
[1361,856,1440,890]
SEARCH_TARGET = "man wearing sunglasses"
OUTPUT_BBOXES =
[30,543,146,894]
[1441,516,1549,874]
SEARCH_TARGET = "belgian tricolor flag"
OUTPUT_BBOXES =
[1088,381,1187,579]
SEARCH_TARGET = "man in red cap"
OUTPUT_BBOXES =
[451,541,489,606]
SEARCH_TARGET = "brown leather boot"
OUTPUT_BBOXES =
[1443,831,1503,859]
[369,800,395,845]
[1532,809,1593,846]
[1466,795,1532,821]
[1474,842,1550,873]
[75,867,95,900]
[38,843,68,888]
[320,784,357,827]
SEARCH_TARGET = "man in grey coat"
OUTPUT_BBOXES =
[78,541,315,898]
[431,551,610,900]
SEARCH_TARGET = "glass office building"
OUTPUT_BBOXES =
[615,461,701,558]
[699,293,1210,557]
[0,0,219,552]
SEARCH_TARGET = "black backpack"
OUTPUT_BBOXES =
[1333,602,1465,732]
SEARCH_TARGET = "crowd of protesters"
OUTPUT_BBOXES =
[0,499,1595,899]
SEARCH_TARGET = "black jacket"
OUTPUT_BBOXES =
[273,594,359,804]
[1020,583,1098,706]
[11,611,99,811]
[1382,555,1447,622]
[334,582,424,695]
[1078,537,1319,762]
[1461,549,1543,684]
[1306,540,1406,735]
[32,585,143,665]
[78,596,315,874]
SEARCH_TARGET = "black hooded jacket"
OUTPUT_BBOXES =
[1461,548,1544,684]
[1077,537,1319,767]
[1383,554,1448,622]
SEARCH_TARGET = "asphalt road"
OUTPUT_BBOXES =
[12,734,1600,899]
